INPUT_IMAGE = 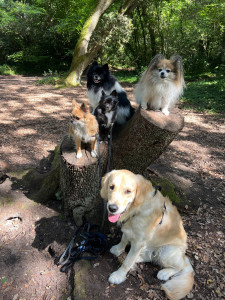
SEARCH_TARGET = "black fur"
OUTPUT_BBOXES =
[87,61,134,125]
[94,90,118,142]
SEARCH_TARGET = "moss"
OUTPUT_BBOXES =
[74,261,91,299]
[0,196,13,207]
[8,169,30,179]
[15,146,61,203]
[149,176,187,207]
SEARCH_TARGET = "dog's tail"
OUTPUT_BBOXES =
[162,257,194,300]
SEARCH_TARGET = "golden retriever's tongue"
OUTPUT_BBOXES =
[108,213,120,223]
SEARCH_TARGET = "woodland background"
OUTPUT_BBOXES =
[0,0,224,86]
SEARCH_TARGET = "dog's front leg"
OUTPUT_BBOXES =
[110,233,128,257]
[109,242,144,285]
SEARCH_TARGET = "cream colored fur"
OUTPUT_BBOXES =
[135,54,185,116]
[101,170,194,300]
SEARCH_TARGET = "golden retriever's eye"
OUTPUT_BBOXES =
[125,189,131,194]
[109,184,114,190]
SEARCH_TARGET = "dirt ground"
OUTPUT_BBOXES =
[0,75,224,300]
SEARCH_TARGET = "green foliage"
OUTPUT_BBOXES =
[0,0,224,75]
[0,0,94,74]
[0,64,16,75]
[181,70,225,114]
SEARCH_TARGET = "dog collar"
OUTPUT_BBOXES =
[159,201,166,225]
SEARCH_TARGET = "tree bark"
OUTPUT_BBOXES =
[60,134,108,226]
[65,0,115,86]
[65,0,140,86]
[111,108,184,173]
[60,109,184,225]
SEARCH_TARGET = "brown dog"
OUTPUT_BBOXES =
[101,169,194,300]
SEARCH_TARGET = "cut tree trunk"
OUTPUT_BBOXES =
[60,108,184,226]
[60,134,108,226]
[111,107,184,173]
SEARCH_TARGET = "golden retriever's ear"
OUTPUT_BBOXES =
[100,172,111,200]
[100,170,116,200]
[134,175,153,206]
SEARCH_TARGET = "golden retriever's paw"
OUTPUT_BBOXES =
[157,268,177,281]
[110,245,124,257]
[108,270,126,285]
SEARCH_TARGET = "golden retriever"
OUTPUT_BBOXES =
[101,169,194,300]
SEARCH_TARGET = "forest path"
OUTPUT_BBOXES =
[0,75,224,299]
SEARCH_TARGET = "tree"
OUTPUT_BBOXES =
[65,0,139,86]
[65,0,115,86]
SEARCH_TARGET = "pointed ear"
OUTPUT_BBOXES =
[103,64,109,71]
[80,103,89,113]
[100,170,116,200]
[133,175,153,207]
[101,90,106,97]
[72,100,78,107]
[148,54,165,71]
[170,55,184,83]
[110,90,117,97]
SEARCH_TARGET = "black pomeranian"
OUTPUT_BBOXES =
[94,90,118,142]
[87,61,134,125]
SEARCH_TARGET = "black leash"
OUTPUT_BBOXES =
[59,222,108,272]
[97,125,114,230]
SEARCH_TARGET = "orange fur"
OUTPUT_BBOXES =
[69,100,98,159]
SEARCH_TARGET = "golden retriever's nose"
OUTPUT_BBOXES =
[108,204,119,213]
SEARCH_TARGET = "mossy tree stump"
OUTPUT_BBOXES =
[60,108,184,226]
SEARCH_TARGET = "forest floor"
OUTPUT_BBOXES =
[0,75,224,300]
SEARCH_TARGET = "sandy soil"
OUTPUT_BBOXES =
[0,75,224,300]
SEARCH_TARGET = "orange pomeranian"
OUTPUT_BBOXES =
[69,100,99,159]
[135,54,185,115]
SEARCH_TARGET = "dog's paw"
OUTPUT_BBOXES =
[162,108,170,116]
[91,150,97,158]
[76,152,82,159]
[110,245,124,257]
[108,270,126,285]
[157,268,177,281]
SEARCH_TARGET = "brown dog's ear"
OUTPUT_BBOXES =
[170,55,185,85]
[80,103,89,113]
[147,54,165,71]
[100,170,116,200]
[134,175,153,207]
[72,100,78,107]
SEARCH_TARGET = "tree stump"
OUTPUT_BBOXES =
[60,135,108,226]
[111,107,184,173]
[60,108,184,225]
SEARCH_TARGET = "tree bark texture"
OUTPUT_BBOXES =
[65,0,115,86]
[60,134,108,226]
[111,107,184,174]
[60,109,184,225]
[65,0,139,86]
